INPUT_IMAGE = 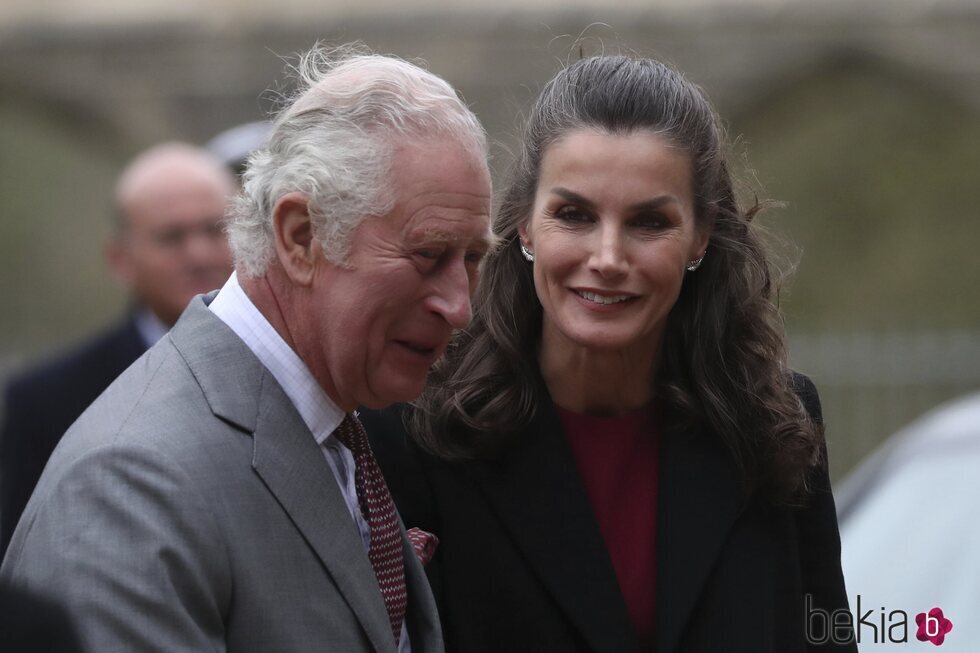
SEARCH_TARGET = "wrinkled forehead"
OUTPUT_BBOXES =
[392,139,491,204]
[402,218,497,251]
[375,138,495,247]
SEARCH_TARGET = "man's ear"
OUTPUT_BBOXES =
[272,192,317,286]
[104,237,132,288]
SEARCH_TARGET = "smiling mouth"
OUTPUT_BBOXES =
[574,290,635,305]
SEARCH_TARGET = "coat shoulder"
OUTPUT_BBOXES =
[789,371,823,426]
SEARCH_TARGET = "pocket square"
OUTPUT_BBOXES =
[406,527,439,567]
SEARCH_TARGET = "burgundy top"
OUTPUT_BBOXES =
[557,405,659,649]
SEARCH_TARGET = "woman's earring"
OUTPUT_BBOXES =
[686,254,705,272]
[520,243,535,262]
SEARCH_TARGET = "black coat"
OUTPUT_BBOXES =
[0,317,146,556]
[362,375,856,653]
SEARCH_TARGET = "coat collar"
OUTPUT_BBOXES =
[655,419,744,653]
[469,397,744,653]
[468,400,639,653]
[169,294,409,653]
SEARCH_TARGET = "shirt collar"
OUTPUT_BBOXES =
[208,271,345,444]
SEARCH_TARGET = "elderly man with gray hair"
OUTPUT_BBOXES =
[1,45,493,653]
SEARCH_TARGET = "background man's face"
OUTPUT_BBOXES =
[110,154,234,326]
[299,139,493,410]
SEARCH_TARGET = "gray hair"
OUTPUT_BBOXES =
[228,44,488,278]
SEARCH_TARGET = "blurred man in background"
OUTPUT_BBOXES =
[0,142,235,556]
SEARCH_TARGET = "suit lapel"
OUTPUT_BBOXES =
[252,389,399,653]
[469,401,639,653]
[171,296,396,653]
[655,423,744,652]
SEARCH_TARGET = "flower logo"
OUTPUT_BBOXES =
[916,607,953,646]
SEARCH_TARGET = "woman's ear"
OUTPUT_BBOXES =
[693,231,711,262]
[691,216,714,262]
[272,192,317,286]
[517,222,531,249]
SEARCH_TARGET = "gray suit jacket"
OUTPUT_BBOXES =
[0,295,443,653]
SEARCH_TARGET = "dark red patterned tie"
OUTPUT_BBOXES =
[334,413,408,644]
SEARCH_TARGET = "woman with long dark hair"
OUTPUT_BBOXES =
[364,54,854,652]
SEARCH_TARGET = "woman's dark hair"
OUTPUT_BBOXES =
[410,55,822,503]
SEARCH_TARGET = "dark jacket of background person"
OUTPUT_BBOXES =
[0,142,235,558]
[0,582,82,652]
[0,318,145,556]
[363,375,855,653]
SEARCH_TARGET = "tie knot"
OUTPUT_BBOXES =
[334,413,370,456]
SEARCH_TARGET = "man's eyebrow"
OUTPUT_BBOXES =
[472,231,497,252]
[404,228,497,251]
[550,187,678,212]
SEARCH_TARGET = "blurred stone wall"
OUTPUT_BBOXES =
[1,0,979,476]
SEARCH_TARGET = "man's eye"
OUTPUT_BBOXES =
[464,251,485,265]
[154,229,185,247]
[415,249,441,260]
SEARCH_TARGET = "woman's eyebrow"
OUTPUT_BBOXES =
[550,187,678,213]
[550,187,595,210]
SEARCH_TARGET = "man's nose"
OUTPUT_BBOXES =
[426,259,473,328]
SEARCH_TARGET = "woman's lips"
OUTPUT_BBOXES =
[570,287,639,310]
[574,289,634,305]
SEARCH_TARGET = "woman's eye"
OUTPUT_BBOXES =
[553,206,590,223]
[632,214,669,230]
